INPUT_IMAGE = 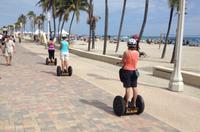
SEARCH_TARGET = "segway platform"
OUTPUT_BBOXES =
[46,58,57,65]
[113,95,145,116]
[56,66,73,76]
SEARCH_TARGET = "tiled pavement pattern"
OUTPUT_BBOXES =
[0,44,179,132]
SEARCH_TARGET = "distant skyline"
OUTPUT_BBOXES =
[0,0,200,36]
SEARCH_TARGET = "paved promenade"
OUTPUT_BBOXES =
[0,41,199,131]
[0,42,178,132]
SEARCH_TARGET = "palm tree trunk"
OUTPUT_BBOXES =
[52,6,56,38]
[57,15,62,41]
[60,19,65,41]
[24,25,26,33]
[90,2,95,49]
[115,0,127,53]
[33,22,35,33]
[88,27,92,51]
[92,29,95,49]
[58,21,61,37]
[161,7,174,59]
[88,0,92,51]
[103,0,108,55]
[170,38,176,63]
[43,22,45,31]
[137,0,149,51]
[49,21,52,37]
[68,11,75,43]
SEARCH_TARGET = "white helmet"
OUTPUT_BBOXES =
[62,34,67,38]
[127,38,137,47]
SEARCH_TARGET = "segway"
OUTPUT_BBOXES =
[56,66,73,76]
[113,95,145,116]
[46,58,57,65]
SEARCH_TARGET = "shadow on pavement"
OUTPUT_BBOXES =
[40,71,56,76]
[140,57,169,64]
[139,67,153,73]
[0,63,7,66]
[79,99,114,115]
[87,73,118,81]
[138,82,168,90]
[36,62,46,65]
[23,51,47,56]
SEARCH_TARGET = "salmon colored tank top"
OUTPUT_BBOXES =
[122,50,139,70]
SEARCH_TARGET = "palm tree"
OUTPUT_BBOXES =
[56,0,64,39]
[91,16,100,49]
[39,14,46,31]
[27,11,36,34]
[33,15,37,34]
[16,15,25,41]
[67,0,88,43]
[103,0,108,55]
[161,0,178,59]
[7,25,15,34]
[37,0,57,38]
[14,22,21,32]
[35,16,43,34]
[137,0,149,52]
[115,0,127,53]
[56,0,70,41]
[18,14,27,34]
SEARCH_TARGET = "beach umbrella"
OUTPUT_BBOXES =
[60,29,69,35]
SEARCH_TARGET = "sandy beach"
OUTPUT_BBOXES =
[72,40,200,74]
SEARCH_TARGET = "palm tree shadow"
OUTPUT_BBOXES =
[87,73,118,81]
[79,99,114,115]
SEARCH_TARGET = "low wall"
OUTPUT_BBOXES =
[153,66,200,88]
[24,38,121,65]
[24,38,200,88]
[70,48,121,65]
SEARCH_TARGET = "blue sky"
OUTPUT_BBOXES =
[0,0,199,36]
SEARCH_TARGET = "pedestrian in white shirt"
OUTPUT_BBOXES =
[4,36,15,65]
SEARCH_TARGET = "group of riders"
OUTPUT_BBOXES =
[0,32,140,111]
[40,33,141,110]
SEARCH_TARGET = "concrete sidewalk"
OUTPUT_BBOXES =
[19,41,200,132]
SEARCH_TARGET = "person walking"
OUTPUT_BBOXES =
[0,34,6,55]
[4,36,15,65]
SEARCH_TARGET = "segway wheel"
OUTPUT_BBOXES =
[113,96,126,116]
[57,66,62,76]
[136,95,145,114]
[68,66,73,76]
[46,58,49,65]
[54,58,57,65]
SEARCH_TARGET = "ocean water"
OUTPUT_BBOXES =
[143,36,200,46]
[109,35,200,45]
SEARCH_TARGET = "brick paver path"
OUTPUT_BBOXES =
[0,44,179,132]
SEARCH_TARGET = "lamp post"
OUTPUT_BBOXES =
[169,0,185,91]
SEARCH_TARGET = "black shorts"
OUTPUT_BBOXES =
[48,50,55,59]
[122,70,138,88]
